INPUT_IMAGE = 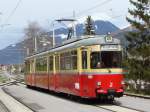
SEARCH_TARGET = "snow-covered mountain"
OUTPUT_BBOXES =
[0,17,120,64]
[49,20,120,39]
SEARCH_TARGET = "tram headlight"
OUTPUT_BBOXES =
[121,80,125,85]
[97,81,101,86]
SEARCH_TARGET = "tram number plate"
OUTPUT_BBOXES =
[108,89,115,94]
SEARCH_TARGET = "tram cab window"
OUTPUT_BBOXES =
[82,51,87,69]
[101,51,122,68]
[90,51,122,69]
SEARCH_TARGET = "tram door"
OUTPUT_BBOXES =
[48,55,55,90]
[55,54,60,91]
[81,48,93,96]
[30,59,35,86]
[82,50,88,69]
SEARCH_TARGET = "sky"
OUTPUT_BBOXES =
[0,0,130,50]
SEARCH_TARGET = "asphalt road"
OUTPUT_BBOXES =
[3,85,110,112]
[2,84,150,112]
[115,95,150,112]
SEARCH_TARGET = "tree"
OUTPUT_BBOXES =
[126,0,150,88]
[24,21,43,39]
[84,16,95,35]
[24,21,52,54]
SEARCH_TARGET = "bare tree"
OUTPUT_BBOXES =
[24,21,43,39]
[23,21,53,55]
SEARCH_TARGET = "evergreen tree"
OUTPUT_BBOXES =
[126,0,150,85]
[84,16,95,35]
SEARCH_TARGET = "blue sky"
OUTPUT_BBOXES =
[0,0,130,50]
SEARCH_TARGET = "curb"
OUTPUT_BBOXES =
[0,100,10,112]
[124,92,150,99]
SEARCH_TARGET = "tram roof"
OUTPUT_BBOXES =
[26,35,121,59]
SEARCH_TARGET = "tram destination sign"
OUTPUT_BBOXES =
[101,45,119,51]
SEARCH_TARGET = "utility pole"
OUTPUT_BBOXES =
[34,36,37,52]
[52,23,55,48]
[26,48,29,56]
[73,11,76,37]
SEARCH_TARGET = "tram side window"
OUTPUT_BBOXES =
[55,55,60,70]
[36,57,47,72]
[49,56,53,71]
[60,50,77,70]
[25,61,30,73]
[60,53,65,70]
[65,52,71,70]
[71,50,77,69]
[82,51,87,69]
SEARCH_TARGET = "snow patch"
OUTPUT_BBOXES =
[95,25,98,29]
[58,34,67,39]
[77,13,111,24]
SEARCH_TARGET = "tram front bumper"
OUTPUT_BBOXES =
[96,88,124,98]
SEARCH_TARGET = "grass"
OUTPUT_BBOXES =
[125,84,150,95]
[0,75,8,83]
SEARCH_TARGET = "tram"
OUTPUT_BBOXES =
[25,35,125,100]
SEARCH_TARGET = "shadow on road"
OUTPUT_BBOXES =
[26,85,122,106]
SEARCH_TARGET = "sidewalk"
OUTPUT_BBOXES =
[0,100,9,112]
[0,87,33,112]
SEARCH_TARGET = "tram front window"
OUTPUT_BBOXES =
[90,52,101,69]
[101,51,122,68]
[91,51,122,69]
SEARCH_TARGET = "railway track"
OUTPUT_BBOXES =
[95,104,141,112]
[2,87,35,112]
[0,80,148,112]
[3,85,142,112]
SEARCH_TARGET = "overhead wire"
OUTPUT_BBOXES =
[75,0,113,18]
[59,0,124,25]
[1,0,22,31]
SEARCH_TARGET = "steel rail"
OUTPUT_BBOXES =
[1,79,149,112]
[2,87,36,112]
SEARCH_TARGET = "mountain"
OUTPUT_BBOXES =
[49,20,119,37]
[112,26,132,47]
[0,20,120,64]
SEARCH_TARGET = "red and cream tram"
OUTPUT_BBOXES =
[25,35,125,100]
